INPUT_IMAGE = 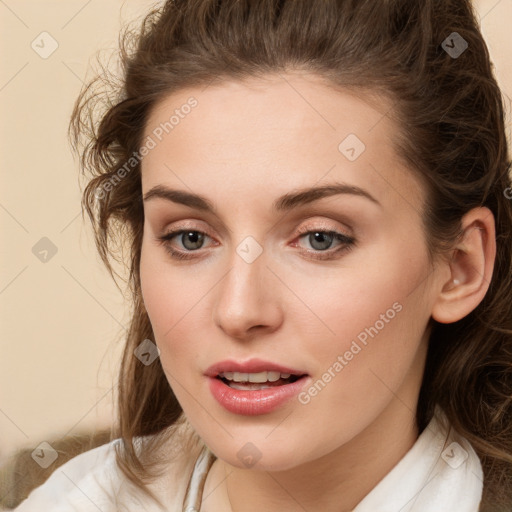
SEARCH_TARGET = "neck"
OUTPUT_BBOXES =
[201,399,420,512]
[200,337,429,512]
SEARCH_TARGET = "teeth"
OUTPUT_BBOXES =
[229,382,273,390]
[219,371,292,383]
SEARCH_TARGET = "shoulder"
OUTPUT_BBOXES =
[13,422,204,512]
[13,439,124,512]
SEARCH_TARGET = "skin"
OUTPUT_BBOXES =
[138,72,495,512]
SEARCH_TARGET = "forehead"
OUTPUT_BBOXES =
[143,72,392,147]
[140,72,424,213]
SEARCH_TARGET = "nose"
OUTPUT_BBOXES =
[212,247,284,340]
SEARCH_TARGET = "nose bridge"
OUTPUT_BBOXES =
[219,236,268,313]
[212,234,282,338]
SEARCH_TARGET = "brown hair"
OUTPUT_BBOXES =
[68,0,512,510]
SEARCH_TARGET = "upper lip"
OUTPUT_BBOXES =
[204,358,308,377]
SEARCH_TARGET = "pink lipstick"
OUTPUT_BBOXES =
[204,358,310,415]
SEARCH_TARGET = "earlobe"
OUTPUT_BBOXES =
[431,207,496,324]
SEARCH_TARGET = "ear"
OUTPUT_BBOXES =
[431,207,496,324]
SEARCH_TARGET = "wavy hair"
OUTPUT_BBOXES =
[68,0,512,510]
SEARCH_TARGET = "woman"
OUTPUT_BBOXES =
[13,0,512,511]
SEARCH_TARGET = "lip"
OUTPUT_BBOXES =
[207,374,311,415]
[204,358,310,416]
[204,358,308,377]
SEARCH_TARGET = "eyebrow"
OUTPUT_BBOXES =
[143,182,381,213]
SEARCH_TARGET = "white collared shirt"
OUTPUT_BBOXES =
[352,404,483,511]
[13,404,483,511]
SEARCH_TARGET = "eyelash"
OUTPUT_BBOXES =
[156,225,356,262]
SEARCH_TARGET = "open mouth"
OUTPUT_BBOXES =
[216,373,307,390]
[208,368,312,414]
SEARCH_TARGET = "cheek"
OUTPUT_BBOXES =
[293,242,428,349]
[139,241,210,364]
[140,227,432,386]
[290,241,432,410]
[140,239,178,343]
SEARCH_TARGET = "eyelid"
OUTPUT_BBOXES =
[160,226,217,249]
[157,217,356,263]
[159,220,215,238]
[294,219,353,238]
[160,217,352,244]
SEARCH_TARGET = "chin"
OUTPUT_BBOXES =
[207,439,312,472]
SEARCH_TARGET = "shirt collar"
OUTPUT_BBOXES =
[352,404,483,512]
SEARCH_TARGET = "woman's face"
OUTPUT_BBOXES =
[139,72,446,470]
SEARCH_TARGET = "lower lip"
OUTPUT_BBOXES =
[207,375,310,415]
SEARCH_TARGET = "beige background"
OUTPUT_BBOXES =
[0,0,510,465]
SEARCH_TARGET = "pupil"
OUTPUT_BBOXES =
[182,231,204,250]
[310,232,333,251]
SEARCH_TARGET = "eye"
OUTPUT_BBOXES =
[171,230,206,251]
[156,229,215,260]
[293,227,356,260]
[155,225,356,262]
